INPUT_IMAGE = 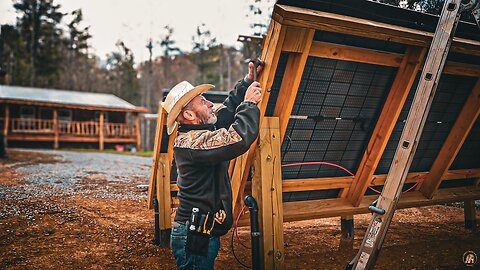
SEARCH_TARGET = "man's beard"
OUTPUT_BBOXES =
[199,111,217,125]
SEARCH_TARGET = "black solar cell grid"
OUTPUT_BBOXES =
[375,73,477,175]
[450,118,480,170]
[275,56,398,201]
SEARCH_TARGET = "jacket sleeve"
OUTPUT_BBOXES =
[187,101,259,165]
[215,77,253,129]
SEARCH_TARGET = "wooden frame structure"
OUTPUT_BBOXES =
[0,86,147,150]
[148,1,480,268]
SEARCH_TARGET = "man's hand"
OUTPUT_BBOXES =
[247,61,264,81]
[244,82,262,104]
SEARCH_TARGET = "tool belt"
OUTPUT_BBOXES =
[185,208,215,256]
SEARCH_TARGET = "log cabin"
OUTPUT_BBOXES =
[0,85,147,150]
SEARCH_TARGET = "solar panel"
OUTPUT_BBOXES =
[271,57,398,201]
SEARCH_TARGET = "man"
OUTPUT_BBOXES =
[163,62,263,269]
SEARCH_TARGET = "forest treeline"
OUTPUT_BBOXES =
[0,0,269,113]
[0,0,471,114]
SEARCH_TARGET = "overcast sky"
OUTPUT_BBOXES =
[0,0,274,63]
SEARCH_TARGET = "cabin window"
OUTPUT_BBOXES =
[39,108,53,119]
[20,106,35,119]
[59,109,72,121]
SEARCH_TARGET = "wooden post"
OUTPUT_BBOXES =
[4,105,9,146]
[99,112,104,151]
[464,200,477,231]
[147,103,167,209]
[134,113,141,151]
[252,117,285,270]
[231,18,287,216]
[53,109,59,149]
[156,153,172,246]
[341,215,354,240]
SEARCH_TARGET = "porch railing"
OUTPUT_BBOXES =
[8,118,136,138]
[104,123,136,137]
[59,121,99,136]
[11,118,54,133]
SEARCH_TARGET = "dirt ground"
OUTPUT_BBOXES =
[1,149,479,270]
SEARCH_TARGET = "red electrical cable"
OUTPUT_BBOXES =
[235,204,250,249]
[232,160,421,255]
[281,161,386,193]
[281,161,420,194]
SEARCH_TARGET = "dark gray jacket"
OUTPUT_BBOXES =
[173,79,260,236]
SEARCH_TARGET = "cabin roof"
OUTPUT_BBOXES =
[0,85,147,112]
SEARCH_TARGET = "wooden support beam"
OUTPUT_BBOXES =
[296,41,480,76]
[237,186,480,226]
[443,61,480,77]
[231,18,287,215]
[252,117,285,270]
[231,152,248,216]
[341,215,354,240]
[53,109,59,149]
[464,199,477,231]
[347,46,426,207]
[274,26,314,142]
[156,153,172,246]
[134,113,141,151]
[273,4,480,56]
[308,41,403,67]
[147,103,167,209]
[420,79,480,199]
[99,112,104,151]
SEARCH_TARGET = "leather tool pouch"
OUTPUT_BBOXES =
[185,211,214,256]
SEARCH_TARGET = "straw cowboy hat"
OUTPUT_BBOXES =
[163,81,214,135]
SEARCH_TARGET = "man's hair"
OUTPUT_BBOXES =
[176,100,195,124]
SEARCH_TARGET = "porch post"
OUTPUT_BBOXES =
[134,112,141,151]
[53,109,59,149]
[4,104,9,137]
[99,112,104,150]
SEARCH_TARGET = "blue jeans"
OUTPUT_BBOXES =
[170,222,220,270]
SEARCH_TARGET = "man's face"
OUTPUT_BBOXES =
[185,95,217,125]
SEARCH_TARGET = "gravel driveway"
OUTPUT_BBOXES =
[1,149,152,203]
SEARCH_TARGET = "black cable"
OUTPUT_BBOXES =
[230,227,251,269]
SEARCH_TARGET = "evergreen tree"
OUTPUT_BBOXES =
[0,24,30,85]
[105,41,141,104]
[13,0,64,87]
[191,23,217,84]
[159,25,182,87]
[59,8,93,91]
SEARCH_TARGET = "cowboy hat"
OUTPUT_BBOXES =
[163,81,214,135]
